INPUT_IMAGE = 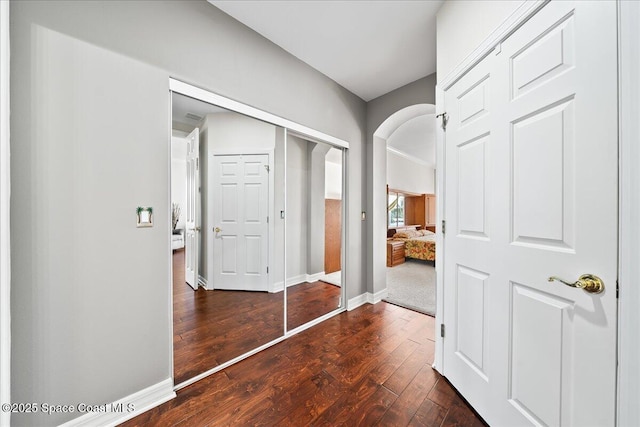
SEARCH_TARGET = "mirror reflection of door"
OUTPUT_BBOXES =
[212,154,269,291]
[184,127,200,290]
[286,135,344,331]
[171,92,285,386]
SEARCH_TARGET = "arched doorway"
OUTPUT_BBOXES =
[370,104,437,312]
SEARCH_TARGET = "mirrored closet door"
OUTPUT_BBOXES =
[171,92,285,385]
[285,133,345,331]
[170,81,348,387]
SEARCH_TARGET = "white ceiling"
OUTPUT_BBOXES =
[209,0,443,101]
[387,114,436,166]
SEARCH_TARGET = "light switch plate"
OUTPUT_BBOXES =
[136,207,153,228]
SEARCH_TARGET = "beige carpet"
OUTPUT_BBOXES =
[384,259,436,316]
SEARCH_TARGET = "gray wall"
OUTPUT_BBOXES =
[366,74,437,142]
[286,136,309,281]
[365,74,436,294]
[10,1,366,425]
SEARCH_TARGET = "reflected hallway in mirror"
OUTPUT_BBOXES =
[171,92,285,385]
[285,135,344,331]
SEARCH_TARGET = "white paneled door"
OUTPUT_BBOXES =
[443,2,618,426]
[184,127,200,291]
[212,154,269,292]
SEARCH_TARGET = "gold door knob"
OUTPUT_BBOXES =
[195,226,201,232]
[548,274,605,294]
[214,227,222,233]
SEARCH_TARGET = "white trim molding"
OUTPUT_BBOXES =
[347,289,388,311]
[59,378,176,427]
[617,0,640,425]
[272,272,327,293]
[169,79,349,150]
[347,293,368,311]
[433,84,446,373]
[0,1,10,426]
[368,288,388,305]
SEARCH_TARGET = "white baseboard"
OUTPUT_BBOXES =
[272,272,325,293]
[59,378,175,427]
[272,274,304,293]
[347,293,368,310]
[347,288,388,311]
[306,271,325,283]
[369,288,388,304]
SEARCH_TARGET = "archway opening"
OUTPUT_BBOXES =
[371,104,437,315]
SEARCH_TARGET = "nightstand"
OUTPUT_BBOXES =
[386,240,405,267]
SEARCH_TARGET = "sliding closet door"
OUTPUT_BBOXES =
[285,133,345,331]
[171,92,285,385]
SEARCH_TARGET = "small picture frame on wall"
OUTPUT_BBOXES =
[136,206,153,228]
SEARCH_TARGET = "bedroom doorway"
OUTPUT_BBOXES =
[373,104,438,316]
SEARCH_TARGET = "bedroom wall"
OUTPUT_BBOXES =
[436,0,524,82]
[387,150,434,195]
[365,74,436,296]
[171,136,187,231]
[10,1,366,425]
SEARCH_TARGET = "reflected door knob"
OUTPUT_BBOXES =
[548,274,605,294]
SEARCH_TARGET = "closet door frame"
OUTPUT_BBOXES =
[169,78,350,391]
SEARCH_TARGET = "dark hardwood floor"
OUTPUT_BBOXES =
[125,297,486,426]
[173,250,343,385]
[287,280,341,330]
[173,250,284,384]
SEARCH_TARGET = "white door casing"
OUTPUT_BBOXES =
[212,154,269,292]
[442,2,618,426]
[184,127,200,290]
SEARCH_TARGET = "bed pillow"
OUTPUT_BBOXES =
[394,230,420,239]
[419,229,435,236]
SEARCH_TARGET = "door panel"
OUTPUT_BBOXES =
[443,2,618,426]
[213,154,269,291]
[184,127,200,290]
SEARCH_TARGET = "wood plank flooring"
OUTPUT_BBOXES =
[125,299,486,426]
[286,280,341,330]
[173,250,342,385]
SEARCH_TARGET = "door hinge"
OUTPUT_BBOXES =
[616,280,619,299]
[267,216,269,224]
[264,164,270,172]
[436,112,449,131]
[196,157,199,170]
[266,266,269,274]
[442,220,446,235]
[440,324,445,338]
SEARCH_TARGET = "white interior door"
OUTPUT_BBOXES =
[184,127,200,290]
[212,154,269,292]
[442,2,618,426]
